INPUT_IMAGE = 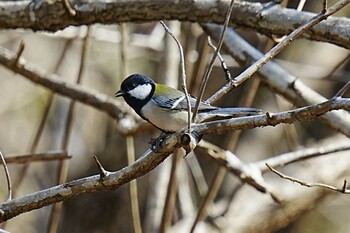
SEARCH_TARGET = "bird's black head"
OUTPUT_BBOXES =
[115,74,155,115]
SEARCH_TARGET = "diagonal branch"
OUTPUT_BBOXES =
[203,25,350,136]
[196,140,282,203]
[267,164,350,194]
[205,0,350,105]
[1,96,350,222]
[255,140,350,173]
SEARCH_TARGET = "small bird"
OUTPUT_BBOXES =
[115,74,261,133]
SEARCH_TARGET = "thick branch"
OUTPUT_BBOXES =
[0,0,350,49]
[1,97,350,222]
[0,133,181,222]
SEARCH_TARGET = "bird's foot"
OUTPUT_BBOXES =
[149,134,169,152]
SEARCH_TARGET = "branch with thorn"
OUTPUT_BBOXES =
[1,92,350,221]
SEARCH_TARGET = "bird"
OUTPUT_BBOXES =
[115,74,261,133]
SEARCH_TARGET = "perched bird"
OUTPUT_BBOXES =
[115,74,261,133]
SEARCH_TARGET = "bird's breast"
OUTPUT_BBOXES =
[141,99,190,132]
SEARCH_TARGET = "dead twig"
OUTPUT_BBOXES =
[160,21,192,133]
[0,150,12,202]
[334,80,350,98]
[192,0,235,118]
[1,151,70,164]
[47,26,91,233]
[266,164,350,194]
[255,141,350,173]
[206,0,350,104]
[202,24,350,137]
[207,37,232,81]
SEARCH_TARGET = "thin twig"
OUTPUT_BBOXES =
[334,80,350,98]
[189,35,210,94]
[189,97,350,136]
[120,23,128,78]
[0,150,12,202]
[190,167,226,233]
[192,0,235,119]
[202,24,350,136]
[159,151,181,233]
[127,137,142,233]
[255,141,350,173]
[191,42,259,231]
[1,151,71,164]
[0,45,131,120]
[197,140,282,203]
[207,37,232,81]
[272,0,306,43]
[160,21,192,133]
[185,154,208,195]
[266,163,350,194]
[10,39,73,201]
[62,0,76,16]
[120,23,142,233]
[206,0,350,104]
[47,26,91,233]
[323,0,328,12]
[321,53,350,80]
[296,0,307,11]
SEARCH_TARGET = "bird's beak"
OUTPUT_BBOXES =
[115,90,125,97]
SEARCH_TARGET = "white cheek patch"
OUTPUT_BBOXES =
[128,84,152,100]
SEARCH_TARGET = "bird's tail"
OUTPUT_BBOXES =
[197,107,262,123]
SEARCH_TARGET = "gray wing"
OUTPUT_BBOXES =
[152,89,216,111]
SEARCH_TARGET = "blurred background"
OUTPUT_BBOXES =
[0,0,350,232]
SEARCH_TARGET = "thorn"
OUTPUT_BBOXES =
[93,155,109,179]
[13,41,25,67]
[287,79,297,90]
[265,112,276,126]
[342,179,347,193]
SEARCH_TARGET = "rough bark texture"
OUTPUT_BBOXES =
[0,0,349,49]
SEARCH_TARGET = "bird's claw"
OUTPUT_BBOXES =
[149,134,169,152]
